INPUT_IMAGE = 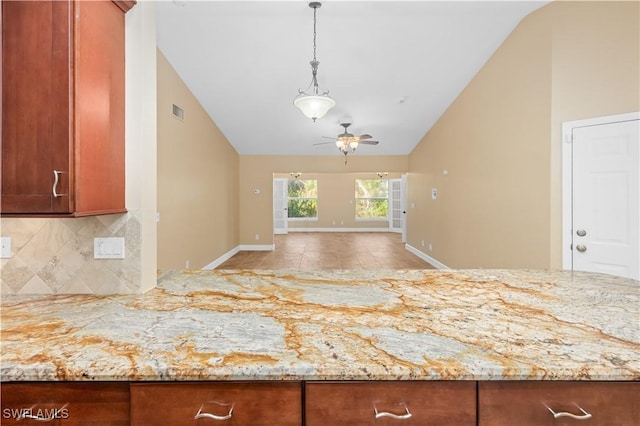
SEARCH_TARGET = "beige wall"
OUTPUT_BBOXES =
[240,156,408,246]
[275,172,403,231]
[157,51,240,270]
[548,0,640,267]
[407,1,639,269]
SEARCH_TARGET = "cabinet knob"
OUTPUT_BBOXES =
[545,403,592,420]
[373,401,412,420]
[194,401,234,422]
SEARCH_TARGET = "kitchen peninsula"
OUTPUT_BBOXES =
[1,269,638,425]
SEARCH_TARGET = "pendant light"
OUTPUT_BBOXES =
[294,2,335,122]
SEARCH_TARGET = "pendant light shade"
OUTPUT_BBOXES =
[294,94,335,122]
[294,2,335,122]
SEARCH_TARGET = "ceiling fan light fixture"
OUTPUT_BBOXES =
[294,2,335,122]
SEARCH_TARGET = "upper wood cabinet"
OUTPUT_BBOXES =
[1,0,135,216]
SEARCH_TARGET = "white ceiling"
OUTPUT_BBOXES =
[156,1,546,157]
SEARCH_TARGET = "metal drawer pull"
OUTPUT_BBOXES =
[373,401,412,420]
[194,401,234,421]
[545,403,592,420]
[19,403,68,421]
[52,170,67,197]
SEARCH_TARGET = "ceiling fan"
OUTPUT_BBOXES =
[314,123,379,164]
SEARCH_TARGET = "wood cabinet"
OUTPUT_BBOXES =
[2,380,638,425]
[0,382,129,425]
[478,381,640,426]
[130,382,302,425]
[1,0,134,216]
[305,381,476,426]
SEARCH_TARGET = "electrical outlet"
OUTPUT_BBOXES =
[255,234,260,240]
[1,237,11,258]
[429,243,433,252]
[94,238,125,259]
[431,188,438,200]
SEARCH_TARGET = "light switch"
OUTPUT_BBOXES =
[1,237,11,258]
[94,238,125,259]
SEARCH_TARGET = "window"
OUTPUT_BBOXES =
[355,179,388,220]
[288,179,318,219]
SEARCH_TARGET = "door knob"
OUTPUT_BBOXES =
[576,244,587,253]
[576,229,587,237]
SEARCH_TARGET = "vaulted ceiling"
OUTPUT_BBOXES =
[156,1,546,157]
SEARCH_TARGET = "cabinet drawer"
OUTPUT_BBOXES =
[130,381,302,425]
[479,381,639,426]
[305,381,476,426]
[0,382,129,425]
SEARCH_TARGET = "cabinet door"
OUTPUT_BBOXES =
[73,0,126,216]
[305,381,476,426]
[130,382,302,426]
[479,381,639,426]
[0,382,130,425]
[1,0,72,213]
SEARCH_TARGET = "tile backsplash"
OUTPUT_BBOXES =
[1,211,142,295]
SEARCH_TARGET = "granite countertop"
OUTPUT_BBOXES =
[1,269,638,382]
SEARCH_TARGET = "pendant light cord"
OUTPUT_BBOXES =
[312,5,317,63]
[310,4,319,94]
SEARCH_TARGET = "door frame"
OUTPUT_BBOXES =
[561,111,640,271]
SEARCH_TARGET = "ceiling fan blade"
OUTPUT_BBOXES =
[321,136,337,140]
[359,134,373,140]
[313,141,336,146]
[359,140,379,145]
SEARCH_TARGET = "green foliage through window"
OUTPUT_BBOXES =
[355,179,388,219]
[288,179,318,219]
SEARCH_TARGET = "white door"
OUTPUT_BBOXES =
[273,178,288,235]
[565,115,639,280]
[401,174,408,243]
[388,176,408,242]
[389,179,402,233]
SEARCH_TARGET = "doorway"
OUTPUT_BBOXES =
[562,112,639,280]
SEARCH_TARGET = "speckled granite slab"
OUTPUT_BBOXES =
[1,269,638,382]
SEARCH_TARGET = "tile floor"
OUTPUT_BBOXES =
[216,232,435,270]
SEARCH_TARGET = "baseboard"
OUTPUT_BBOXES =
[405,244,450,269]
[287,227,398,233]
[202,244,274,270]
[238,244,275,251]
[202,246,240,270]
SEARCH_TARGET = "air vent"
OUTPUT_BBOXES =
[172,104,184,120]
